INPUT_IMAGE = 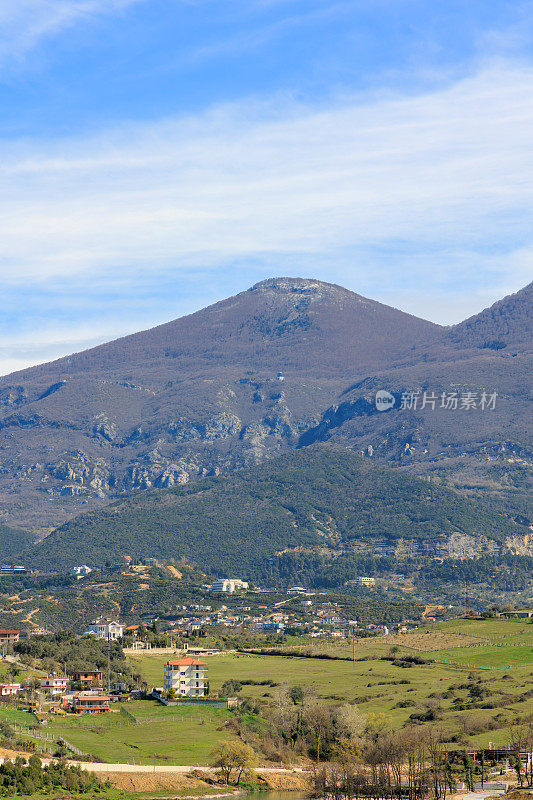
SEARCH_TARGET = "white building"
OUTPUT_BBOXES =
[71,565,92,578]
[163,658,207,697]
[211,579,249,594]
[85,618,124,640]
[0,683,20,696]
[40,676,69,696]
[357,576,375,587]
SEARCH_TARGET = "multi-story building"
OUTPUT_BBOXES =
[40,676,69,696]
[211,579,248,594]
[163,658,207,697]
[85,618,124,640]
[71,670,103,685]
[356,576,375,587]
[67,692,110,714]
[0,630,20,645]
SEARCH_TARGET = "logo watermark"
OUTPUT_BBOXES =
[375,390,396,412]
[375,390,497,411]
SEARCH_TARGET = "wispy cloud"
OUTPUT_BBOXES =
[0,61,532,373]
[0,0,143,69]
[1,63,532,278]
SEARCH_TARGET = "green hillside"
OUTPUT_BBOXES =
[26,445,527,577]
[0,523,34,561]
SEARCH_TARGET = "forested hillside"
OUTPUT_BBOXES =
[0,523,34,560]
[27,446,529,577]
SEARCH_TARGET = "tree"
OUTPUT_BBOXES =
[211,741,257,785]
[335,704,366,741]
[220,680,242,698]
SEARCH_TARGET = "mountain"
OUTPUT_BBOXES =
[448,281,533,349]
[0,277,531,536]
[25,446,530,576]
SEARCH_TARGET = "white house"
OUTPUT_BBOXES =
[163,658,207,697]
[85,618,124,640]
[71,565,92,578]
[357,576,375,587]
[0,683,20,696]
[211,579,249,594]
[40,676,69,696]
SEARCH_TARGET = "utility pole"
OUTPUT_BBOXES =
[464,580,469,616]
[107,634,111,693]
[352,634,355,669]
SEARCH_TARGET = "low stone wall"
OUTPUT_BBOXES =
[151,691,237,709]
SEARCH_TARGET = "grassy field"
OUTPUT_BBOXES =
[124,617,533,759]
[44,700,239,766]
[1,618,529,766]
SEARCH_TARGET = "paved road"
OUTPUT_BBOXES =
[0,754,304,775]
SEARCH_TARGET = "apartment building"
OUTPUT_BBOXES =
[163,658,207,697]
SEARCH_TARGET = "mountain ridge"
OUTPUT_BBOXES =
[0,277,530,533]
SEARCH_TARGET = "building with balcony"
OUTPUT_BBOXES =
[163,658,207,697]
[0,630,20,645]
[68,692,110,714]
[40,676,69,696]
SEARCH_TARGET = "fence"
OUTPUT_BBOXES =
[11,723,88,758]
[119,706,138,723]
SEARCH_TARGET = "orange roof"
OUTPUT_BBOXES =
[75,695,110,701]
[165,658,207,666]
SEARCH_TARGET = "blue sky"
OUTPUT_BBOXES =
[1,0,532,374]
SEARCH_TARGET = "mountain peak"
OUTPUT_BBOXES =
[249,276,364,304]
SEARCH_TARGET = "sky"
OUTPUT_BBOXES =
[1,0,532,375]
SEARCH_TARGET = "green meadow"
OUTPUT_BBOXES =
[0,618,529,766]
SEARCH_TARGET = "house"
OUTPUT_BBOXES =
[504,609,533,619]
[123,624,143,638]
[0,566,26,574]
[0,630,20,645]
[211,579,249,594]
[40,676,69,696]
[262,621,285,632]
[0,683,20,696]
[68,692,110,714]
[163,658,207,697]
[71,670,103,685]
[84,618,124,640]
[357,577,375,587]
[70,565,92,578]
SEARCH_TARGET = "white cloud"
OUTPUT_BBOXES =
[0,0,142,68]
[0,60,532,373]
[1,63,532,285]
